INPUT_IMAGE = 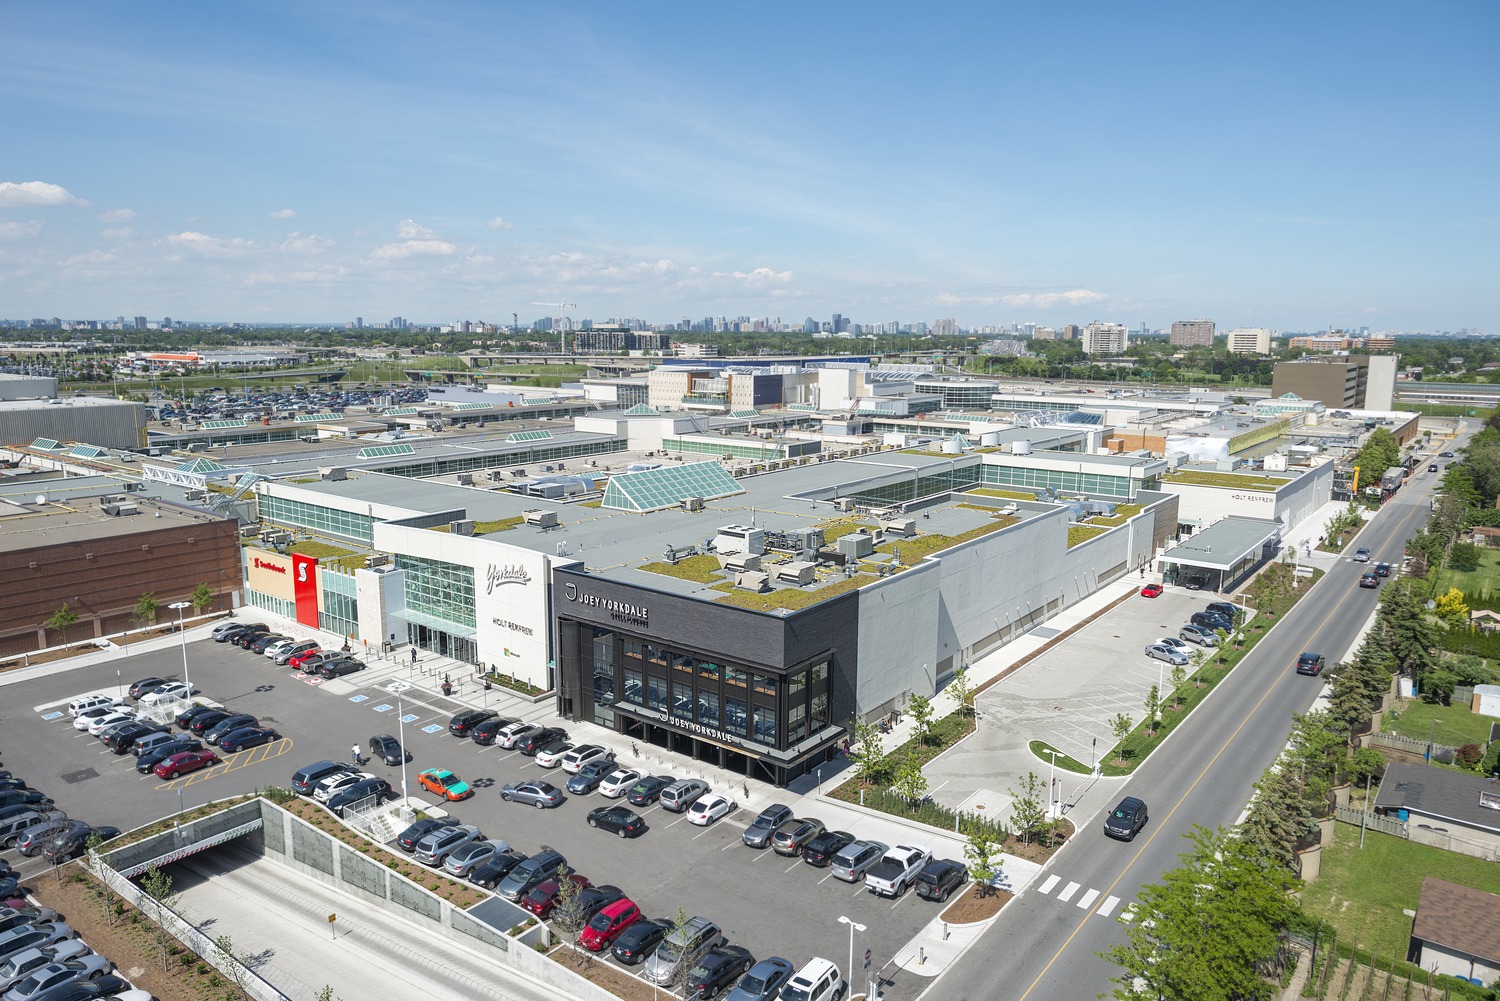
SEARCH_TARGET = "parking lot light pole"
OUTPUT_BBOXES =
[1042,748,1061,819]
[838,915,865,991]
[168,601,192,696]
[396,686,410,809]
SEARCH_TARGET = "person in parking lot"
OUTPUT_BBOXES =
[351,743,362,765]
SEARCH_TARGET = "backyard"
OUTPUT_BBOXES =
[1385,697,1499,748]
[1432,544,1500,601]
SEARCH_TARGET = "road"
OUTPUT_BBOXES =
[927,446,1457,1001]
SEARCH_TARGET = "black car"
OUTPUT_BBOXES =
[42,825,121,863]
[1359,572,1380,589]
[1181,572,1210,590]
[726,957,796,1001]
[326,777,391,817]
[127,677,168,699]
[396,817,461,853]
[1374,563,1392,578]
[612,918,671,966]
[448,709,499,737]
[233,625,273,648]
[1204,601,1243,623]
[913,858,970,902]
[369,734,408,766]
[318,658,366,678]
[801,830,855,867]
[469,717,516,746]
[105,722,169,754]
[496,849,568,902]
[291,760,356,796]
[558,885,626,931]
[203,714,257,744]
[685,945,755,999]
[567,757,618,795]
[174,704,219,729]
[515,727,568,756]
[468,850,529,889]
[1296,652,1326,676]
[1189,611,1232,633]
[248,633,288,654]
[217,726,280,752]
[586,806,646,838]
[188,710,233,735]
[27,973,135,1001]
[136,739,203,774]
[626,775,674,806]
[1103,796,1149,841]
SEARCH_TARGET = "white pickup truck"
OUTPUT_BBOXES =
[864,844,932,898]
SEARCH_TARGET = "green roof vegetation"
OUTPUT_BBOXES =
[714,572,874,611]
[638,554,724,583]
[969,487,1037,501]
[1163,470,1288,491]
[427,516,524,535]
[818,520,876,542]
[1067,525,1107,547]
[1088,502,1145,527]
[578,500,602,508]
[874,517,1018,564]
[290,540,355,560]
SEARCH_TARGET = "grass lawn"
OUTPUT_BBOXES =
[1435,545,1500,600]
[1029,740,1090,774]
[1302,827,1500,959]
[1385,697,1498,748]
[1162,470,1288,491]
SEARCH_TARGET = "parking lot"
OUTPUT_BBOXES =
[6,636,946,996]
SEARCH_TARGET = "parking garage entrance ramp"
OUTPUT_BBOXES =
[107,801,264,879]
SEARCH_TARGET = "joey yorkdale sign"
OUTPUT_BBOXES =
[472,547,549,688]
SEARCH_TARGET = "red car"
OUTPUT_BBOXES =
[1139,583,1164,598]
[579,898,642,951]
[154,749,220,779]
[288,648,326,670]
[520,874,591,918]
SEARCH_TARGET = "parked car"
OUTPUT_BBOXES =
[447,710,499,738]
[781,958,842,1001]
[686,793,736,827]
[417,769,471,801]
[395,817,460,854]
[262,638,299,659]
[659,779,710,814]
[559,745,613,774]
[913,858,969,902]
[130,731,180,758]
[0,910,60,938]
[1144,643,1189,666]
[286,649,326,671]
[290,761,356,797]
[515,727,568,756]
[65,696,115,719]
[0,943,91,993]
[800,829,855,867]
[626,776,674,807]
[724,956,796,1001]
[467,850,529,890]
[216,726,280,753]
[368,735,408,766]
[42,827,120,864]
[272,641,318,665]
[153,751,219,779]
[1155,636,1189,652]
[0,925,73,967]
[202,715,257,744]
[71,707,124,732]
[1190,611,1232,633]
[492,722,536,749]
[124,677,163,699]
[566,758,619,795]
[597,767,644,799]
[685,945,755,1000]
[84,712,134,737]
[644,916,723,986]
[742,803,794,849]
[210,622,246,642]
[586,806,645,838]
[1205,601,1244,623]
[579,898,642,952]
[499,781,564,810]
[1178,624,1220,647]
[232,626,272,648]
[612,918,670,966]
[187,711,232,736]
[1103,796,1149,841]
[1139,583,1163,598]
[0,815,65,853]
[28,974,141,1001]
[1296,652,1326,676]
[326,779,390,818]
[496,849,568,902]
[829,840,888,883]
[313,771,376,803]
[13,821,77,857]
[468,717,516,746]
[106,723,169,755]
[317,658,366,679]
[173,704,217,730]
[520,874,592,919]
[442,839,511,879]
[247,634,288,654]
[772,818,826,857]
[865,844,932,897]
[2,956,112,1000]
[532,742,573,769]
[136,740,204,774]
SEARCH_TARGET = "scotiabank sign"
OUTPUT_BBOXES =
[292,553,320,628]
[246,551,295,600]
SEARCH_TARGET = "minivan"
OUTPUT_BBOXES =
[131,731,179,758]
[643,916,722,985]
[658,779,710,814]
[781,957,842,1001]
[66,695,116,718]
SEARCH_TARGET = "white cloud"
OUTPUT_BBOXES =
[101,227,134,240]
[935,288,1106,309]
[0,220,42,238]
[370,239,456,260]
[1363,306,1382,315]
[485,216,515,231]
[269,208,297,219]
[396,219,436,240]
[167,230,253,258]
[278,233,334,255]
[98,208,135,223]
[716,266,793,287]
[0,181,87,207]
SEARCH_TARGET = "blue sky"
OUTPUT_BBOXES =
[1,2,1495,331]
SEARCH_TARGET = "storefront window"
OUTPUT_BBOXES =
[647,677,667,714]
[646,643,669,671]
[725,665,748,689]
[809,661,828,686]
[592,628,615,668]
[787,670,806,699]
[623,667,644,706]
[811,692,829,732]
[698,660,722,684]
[698,691,720,728]
[788,703,807,743]
[672,652,694,674]
[623,638,643,667]
[753,706,777,746]
[592,662,613,705]
[725,696,747,736]
[671,679,693,719]
[752,673,778,698]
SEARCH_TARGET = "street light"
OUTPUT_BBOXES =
[167,601,192,697]
[393,683,412,808]
[1041,747,1061,819]
[838,915,866,992]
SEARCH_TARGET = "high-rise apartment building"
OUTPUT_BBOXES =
[1272,355,1397,410]
[1170,319,1215,347]
[1225,327,1272,355]
[1061,324,1081,340]
[1081,321,1128,355]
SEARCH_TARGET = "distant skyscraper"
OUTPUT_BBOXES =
[133,316,147,331]
[1061,324,1081,341]
[1081,321,1128,355]
[1170,319,1215,347]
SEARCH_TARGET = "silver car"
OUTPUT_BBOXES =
[499,781,564,809]
[412,824,484,866]
[0,925,74,967]
[3,954,112,1000]
[0,942,91,992]
[830,839,889,883]
[17,821,83,857]
[441,839,511,879]
[1144,643,1188,666]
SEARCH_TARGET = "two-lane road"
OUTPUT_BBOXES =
[927,450,1455,1001]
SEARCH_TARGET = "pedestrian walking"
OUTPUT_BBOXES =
[410,647,417,666]
[1140,566,1145,579]
[351,743,362,765]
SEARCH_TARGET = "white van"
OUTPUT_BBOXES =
[782,958,842,1001]
[67,694,117,718]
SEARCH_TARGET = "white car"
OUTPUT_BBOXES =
[138,682,191,706]
[66,695,116,718]
[1155,636,1188,652]
[493,722,536,750]
[559,744,612,774]
[533,743,573,768]
[87,710,136,736]
[262,639,298,658]
[686,792,736,827]
[73,705,125,731]
[597,767,644,799]
[313,771,374,803]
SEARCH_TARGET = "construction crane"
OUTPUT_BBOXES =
[531,299,576,357]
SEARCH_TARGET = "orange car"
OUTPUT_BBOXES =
[418,768,472,801]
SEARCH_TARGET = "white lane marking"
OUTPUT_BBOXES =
[1076,888,1100,909]
[1037,875,1060,895]
[1098,895,1121,918]
[1057,881,1080,902]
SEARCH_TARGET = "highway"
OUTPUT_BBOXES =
[925,436,1461,1001]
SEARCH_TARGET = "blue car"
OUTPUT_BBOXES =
[217,726,281,753]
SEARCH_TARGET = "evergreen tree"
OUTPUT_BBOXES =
[1238,765,1316,871]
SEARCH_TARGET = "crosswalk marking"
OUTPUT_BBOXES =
[1057,881,1080,902]
[1120,904,1139,923]
[1076,888,1100,909]
[1037,875,1060,895]
[1098,895,1121,917]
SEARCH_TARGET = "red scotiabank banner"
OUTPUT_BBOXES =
[291,554,320,628]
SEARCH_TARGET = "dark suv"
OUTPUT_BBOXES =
[448,709,499,737]
[516,727,568,756]
[913,859,970,902]
[1296,652,1326,676]
[1205,601,1243,624]
[497,849,568,902]
[1103,796,1148,841]
[1190,611,1232,633]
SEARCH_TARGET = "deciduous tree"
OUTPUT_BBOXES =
[1007,771,1046,845]
[906,694,934,748]
[963,829,1003,897]
[893,754,928,806]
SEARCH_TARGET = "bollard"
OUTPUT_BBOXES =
[942,922,949,941]
[918,947,925,966]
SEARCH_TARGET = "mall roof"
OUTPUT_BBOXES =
[0,481,220,552]
[1159,517,1282,571]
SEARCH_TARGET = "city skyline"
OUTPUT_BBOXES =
[1,2,1495,331]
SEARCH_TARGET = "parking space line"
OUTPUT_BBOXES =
[851,882,866,897]
[783,858,802,873]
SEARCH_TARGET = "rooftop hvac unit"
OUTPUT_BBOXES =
[523,509,560,529]
[319,466,347,481]
[456,472,474,485]
[715,524,766,556]
[681,496,705,512]
[187,441,208,452]
[837,533,875,559]
[775,560,817,586]
[184,489,207,501]
[489,470,505,481]
[735,571,770,593]
[834,498,855,512]
[449,519,475,536]
[789,527,825,552]
[1012,440,1032,455]
[721,552,762,573]
[880,518,917,537]
[366,554,389,568]
[510,468,527,478]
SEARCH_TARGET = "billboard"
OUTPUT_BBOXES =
[291,553,320,628]
[246,550,295,601]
